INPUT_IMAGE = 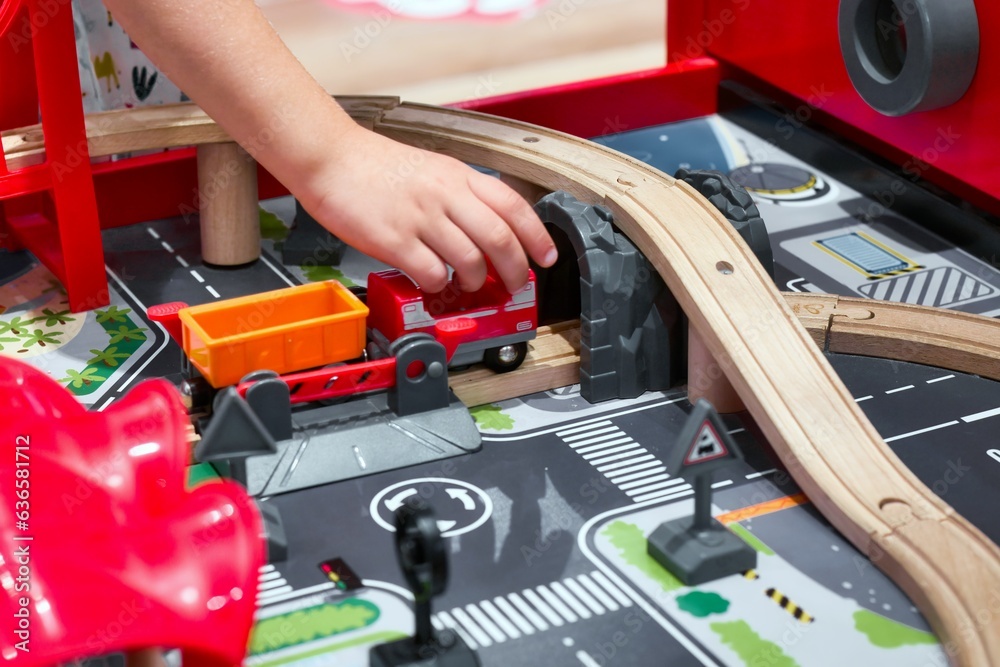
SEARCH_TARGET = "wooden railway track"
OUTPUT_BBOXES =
[5,97,999,665]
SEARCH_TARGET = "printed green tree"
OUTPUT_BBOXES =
[21,329,62,348]
[108,324,148,344]
[40,308,75,327]
[95,305,132,324]
[60,368,107,388]
[87,346,130,368]
[0,316,33,336]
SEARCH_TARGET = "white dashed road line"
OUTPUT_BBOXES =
[962,406,1000,423]
[884,420,960,443]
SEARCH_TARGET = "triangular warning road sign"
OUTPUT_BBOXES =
[665,399,744,476]
[683,421,729,465]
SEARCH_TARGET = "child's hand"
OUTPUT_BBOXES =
[299,126,558,294]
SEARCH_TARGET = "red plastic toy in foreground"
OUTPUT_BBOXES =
[0,358,264,664]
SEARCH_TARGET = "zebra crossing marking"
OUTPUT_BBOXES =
[508,591,549,632]
[430,572,634,651]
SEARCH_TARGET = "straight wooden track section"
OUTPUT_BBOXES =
[5,98,998,665]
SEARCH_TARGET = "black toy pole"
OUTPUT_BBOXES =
[415,599,433,646]
[692,472,713,532]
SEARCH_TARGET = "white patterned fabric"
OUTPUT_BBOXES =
[72,0,185,112]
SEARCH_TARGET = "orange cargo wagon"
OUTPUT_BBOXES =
[151,281,369,388]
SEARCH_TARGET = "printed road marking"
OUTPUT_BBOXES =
[551,581,591,620]
[582,442,642,460]
[590,448,651,466]
[259,251,297,287]
[257,582,332,607]
[633,487,694,504]
[175,255,189,268]
[257,585,292,599]
[745,469,777,480]
[618,473,671,490]
[885,385,915,394]
[577,573,619,612]
[190,270,205,283]
[855,395,874,403]
[452,607,492,647]
[537,584,578,623]
[95,396,117,412]
[467,603,506,642]
[147,228,161,240]
[161,241,175,253]
[590,571,633,607]
[205,285,221,298]
[564,577,605,615]
[509,592,549,632]
[716,493,809,524]
[556,420,613,438]
[493,596,533,635]
[523,588,564,627]
[577,651,602,667]
[258,578,290,591]
[576,436,634,455]
[480,599,520,640]
[884,420,960,442]
[563,426,619,443]
[438,610,477,650]
[712,480,734,489]
[260,564,275,573]
[625,478,686,497]
[962,406,1000,423]
[603,460,661,478]
[927,374,955,384]
[259,570,282,582]
[571,433,631,451]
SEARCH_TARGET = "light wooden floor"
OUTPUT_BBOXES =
[260,0,665,104]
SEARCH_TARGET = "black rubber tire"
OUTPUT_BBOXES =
[483,341,528,373]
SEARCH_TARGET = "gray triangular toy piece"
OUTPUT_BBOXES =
[195,387,278,462]
[665,398,744,478]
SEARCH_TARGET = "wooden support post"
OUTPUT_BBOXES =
[687,322,744,414]
[197,142,260,266]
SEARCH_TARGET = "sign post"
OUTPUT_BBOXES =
[647,399,758,585]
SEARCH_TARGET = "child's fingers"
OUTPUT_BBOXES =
[448,195,529,294]
[393,242,450,294]
[420,222,487,292]
[466,171,558,270]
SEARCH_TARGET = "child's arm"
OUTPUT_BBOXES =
[102,0,557,293]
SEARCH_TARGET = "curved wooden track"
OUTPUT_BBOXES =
[5,97,999,665]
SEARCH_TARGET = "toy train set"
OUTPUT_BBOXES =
[3,0,1000,665]
[149,268,537,409]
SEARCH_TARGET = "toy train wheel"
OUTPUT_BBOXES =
[483,342,527,373]
[181,375,217,414]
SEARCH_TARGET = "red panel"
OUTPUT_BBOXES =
[666,1,707,64]
[674,0,1000,215]
[92,149,289,229]
[455,59,721,137]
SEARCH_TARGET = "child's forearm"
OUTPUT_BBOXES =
[103,0,558,294]
[102,0,358,198]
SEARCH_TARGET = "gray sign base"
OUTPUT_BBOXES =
[647,517,757,586]
[242,390,481,497]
